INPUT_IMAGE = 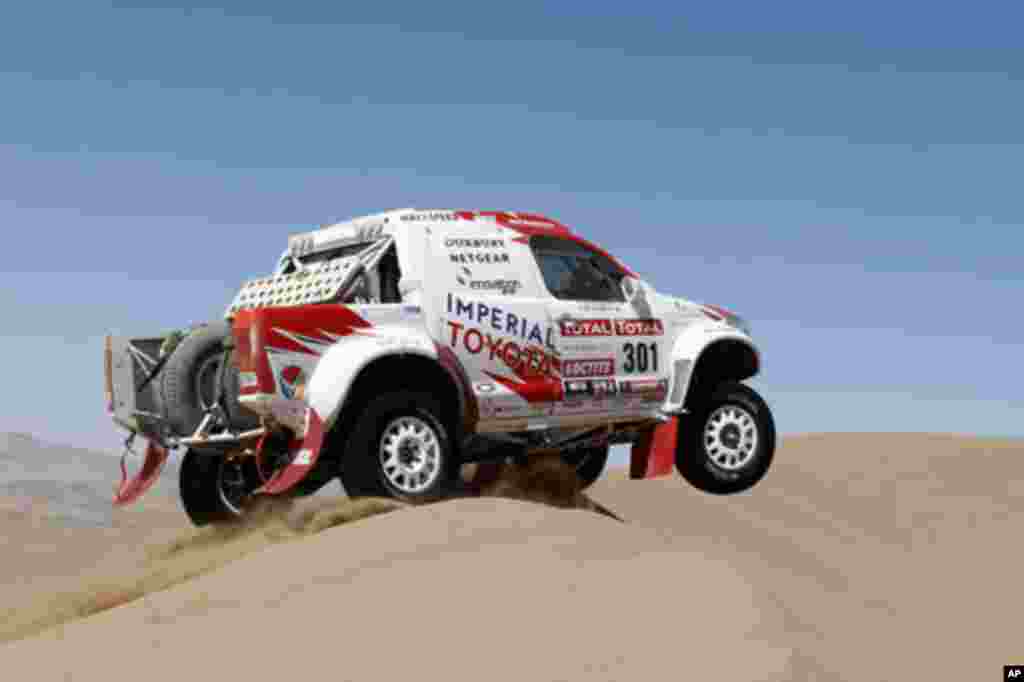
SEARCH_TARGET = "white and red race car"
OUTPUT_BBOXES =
[104,209,776,525]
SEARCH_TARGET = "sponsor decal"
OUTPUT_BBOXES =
[445,237,511,265]
[449,252,511,265]
[615,319,665,336]
[401,305,422,317]
[352,328,433,352]
[564,380,591,398]
[447,294,555,349]
[279,365,307,401]
[619,378,669,401]
[401,211,458,222]
[239,371,260,390]
[455,266,521,295]
[446,294,562,405]
[445,238,505,248]
[560,319,614,337]
[559,341,611,354]
[446,321,559,379]
[562,378,618,399]
[562,358,615,378]
[559,318,664,337]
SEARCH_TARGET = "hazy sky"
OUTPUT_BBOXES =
[2,1,1022,453]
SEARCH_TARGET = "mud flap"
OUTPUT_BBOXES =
[113,439,170,506]
[256,408,326,495]
[629,417,678,479]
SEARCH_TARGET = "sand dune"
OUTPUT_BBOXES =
[2,434,1022,681]
[589,433,1024,680]
[0,454,606,645]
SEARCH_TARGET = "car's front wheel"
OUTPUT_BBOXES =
[676,381,776,495]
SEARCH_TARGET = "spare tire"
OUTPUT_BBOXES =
[159,320,260,438]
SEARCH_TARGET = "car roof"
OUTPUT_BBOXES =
[286,208,636,276]
[287,208,569,251]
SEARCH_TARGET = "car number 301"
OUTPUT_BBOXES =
[623,342,658,373]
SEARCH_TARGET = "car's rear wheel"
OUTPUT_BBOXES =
[560,444,610,490]
[676,381,775,494]
[339,391,460,504]
[179,448,261,526]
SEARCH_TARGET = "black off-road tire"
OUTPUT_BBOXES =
[677,381,776,495]
[339,391,460,504]
[179,449,260,527]
[160,320,260,438]
[561,445,610,490]
[219,349,262,433]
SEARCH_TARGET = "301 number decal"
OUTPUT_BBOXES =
[623,342,658,373]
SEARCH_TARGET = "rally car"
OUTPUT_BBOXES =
[104,209,776,526]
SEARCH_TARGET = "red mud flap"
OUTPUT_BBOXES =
[113,439,170,506]
[256,408,326,495]
[629,417,678,479]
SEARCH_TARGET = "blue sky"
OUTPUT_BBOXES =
[1,1,1022,453]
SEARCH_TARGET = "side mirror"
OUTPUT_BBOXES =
[620,276,644,304]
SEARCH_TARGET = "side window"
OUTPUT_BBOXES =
[377,245,403,303]
[530,235,625,302]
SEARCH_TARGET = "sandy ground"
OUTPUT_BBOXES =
[2,433,1022,681]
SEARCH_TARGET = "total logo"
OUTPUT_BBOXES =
[559,318,664,337]
[279,365,307,401]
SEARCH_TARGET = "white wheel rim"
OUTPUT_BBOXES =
[703,405,759,472]
[379,416,442,494]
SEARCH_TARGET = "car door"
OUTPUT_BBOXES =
[427,224,562,429]
[528,234,671,425]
